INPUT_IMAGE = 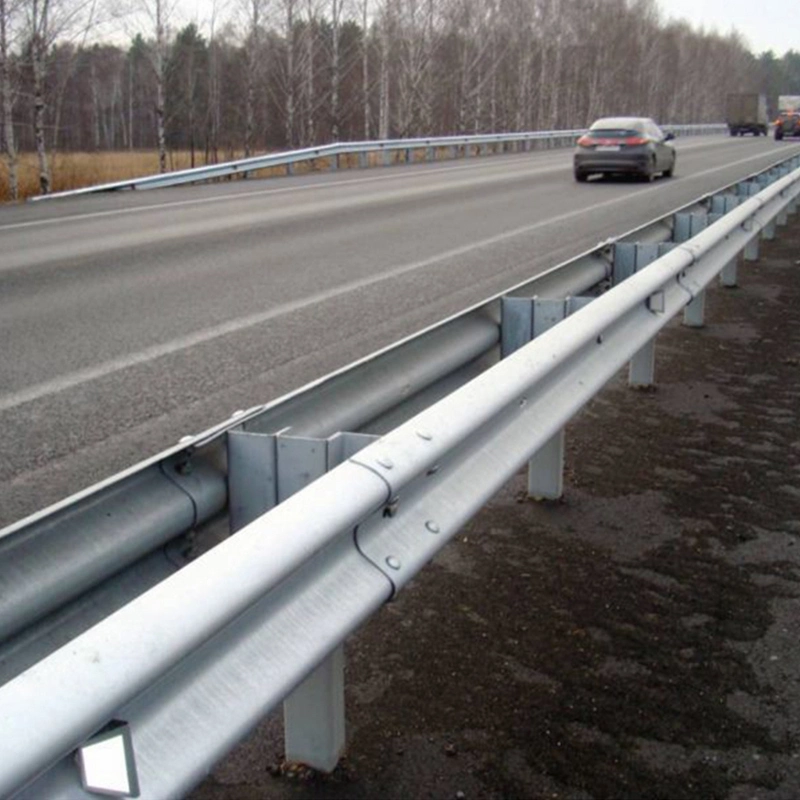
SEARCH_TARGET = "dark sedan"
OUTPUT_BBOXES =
[574,117,676,182]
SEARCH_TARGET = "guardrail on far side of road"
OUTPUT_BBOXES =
[31,124,728,201]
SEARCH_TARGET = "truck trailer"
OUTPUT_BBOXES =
[726,93,769,136]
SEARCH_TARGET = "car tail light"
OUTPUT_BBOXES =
[577,135,593,147]
[623,136,648,146]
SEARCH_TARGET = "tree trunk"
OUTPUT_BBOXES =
[303,6,314,145]
[378,10,389,139]
[285,0,296,147]
[0,0,18,200]
[330,0,340,141]
[31,0,51,194]
[361,0,369,138]
[155,0,167,173]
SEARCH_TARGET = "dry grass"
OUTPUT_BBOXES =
[0,150,259,203]
[0,145,466,203]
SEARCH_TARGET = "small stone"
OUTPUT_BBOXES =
[444,742,458,757]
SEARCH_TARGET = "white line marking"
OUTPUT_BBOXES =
[2,144,795,411]
[0,185,659,412]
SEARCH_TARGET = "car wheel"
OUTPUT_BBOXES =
[574,169,588,183]
[663,156,676,178]
[775,129,784,141]
[640,157,656,182]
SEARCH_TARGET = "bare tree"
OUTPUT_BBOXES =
[277,0,297,146]
[328,0,341,139]
[299,0,318,144]
[376,0,390,138]
[0,0,19,199]
[240,0,266,156]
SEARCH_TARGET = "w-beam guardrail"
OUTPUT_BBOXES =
[2,150,799,798]
[31,124,727,201]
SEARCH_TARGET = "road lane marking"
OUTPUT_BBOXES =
[3,143,796,412]
[0,179,713,412]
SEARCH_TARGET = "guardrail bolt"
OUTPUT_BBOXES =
[416,430,433,441]
[425,521,441,534]
[386,556,401,570]
[383,497,400,518]
[377,457,394,470]
[175,458,193,476]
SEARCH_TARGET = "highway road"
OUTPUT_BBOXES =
[2,135,799,527]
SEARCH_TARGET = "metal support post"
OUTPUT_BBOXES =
[744,236,759,262]
[528,430,564,500]
[762,219,776,240]
[227,429,375,774]
[629,337,656,387]
[284,644,346,773]
[683,290,705,328]
[720,257,738,288]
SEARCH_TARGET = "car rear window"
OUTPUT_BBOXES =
[585,129,640,138]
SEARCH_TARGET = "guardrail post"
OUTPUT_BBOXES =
[683,291,706,328]
[284,644,346,772]
[720,257,738,288]
[614,241,678,387]
[226,428,375,773]
[629,337,656,387]
[528,430,564,500]
[744,228,760,262]
[501,296,592,499]
[227,430,278,534]
[673,212,709,244]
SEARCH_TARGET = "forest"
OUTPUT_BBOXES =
[1,0,799,200]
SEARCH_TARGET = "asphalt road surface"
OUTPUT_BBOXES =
[2,136,799,529]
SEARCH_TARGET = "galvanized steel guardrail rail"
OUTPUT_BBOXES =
[2,150,799,798]
[32,124,727,200]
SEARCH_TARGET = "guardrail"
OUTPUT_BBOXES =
[2,150,798,798]
[31,124,727,201]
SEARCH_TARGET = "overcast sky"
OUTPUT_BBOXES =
[122,0,797,59]
[657,0,796,56]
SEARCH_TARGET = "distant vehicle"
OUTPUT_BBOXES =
[725,93,768,136]
[774,111,800,140]
[573,117,676,183]
[777,95,800,113]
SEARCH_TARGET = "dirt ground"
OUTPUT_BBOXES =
[191,215,800,800]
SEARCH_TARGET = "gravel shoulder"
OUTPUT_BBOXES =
[192,215,800,800]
